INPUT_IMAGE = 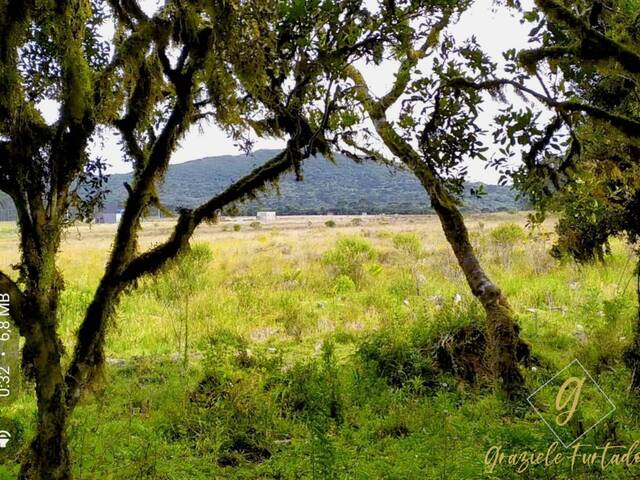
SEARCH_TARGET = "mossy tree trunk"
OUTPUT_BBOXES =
[346,62,527,399]
[20,314,70,480]
[430,194,525,397]
[624,258,640,392]
[9,208,71,479]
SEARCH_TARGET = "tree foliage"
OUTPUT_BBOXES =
[0,1,403,478]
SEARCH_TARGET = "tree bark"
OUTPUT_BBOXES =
[624,257,640,392]
[429,190,526,399]
[346,65,527,399]
[19,304,71,480]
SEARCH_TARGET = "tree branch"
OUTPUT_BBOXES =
[344,64,456,209]
[106,0,148,29]
[534,0,640,73]
[518,44,578,71]
[448,77,640,139]
[379,11,450,110]
[118,145,306,283]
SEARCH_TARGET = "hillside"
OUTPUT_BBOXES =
[103,150,526,215]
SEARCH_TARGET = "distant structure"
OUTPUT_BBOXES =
[0,195,17,221]
[96,204,123,224]
[0,208,17,222]
[256,211,276,222]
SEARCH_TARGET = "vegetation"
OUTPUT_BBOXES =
[3,0,640,478]
[0,0,394,477]
[1,215,639,479]
[99,151,527,216]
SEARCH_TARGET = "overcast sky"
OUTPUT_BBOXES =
[39,0,532,183]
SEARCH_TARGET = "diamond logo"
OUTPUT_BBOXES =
[527,358,616,448]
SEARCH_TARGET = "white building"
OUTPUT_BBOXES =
[96,205,123,224]
[256,211,276,222]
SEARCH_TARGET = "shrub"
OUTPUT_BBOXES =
[333,274,356,294]
[357,301,491,389]
[325,220,336,228]
[142,242,213,303]
[392,232,423,258]
[489,223,526,268]
[322,236,377,285]
[489,222,526,246]
[249,221,261,229]
[275,341,343,422]
[233,224,242,232]
[357,329,437,389]
[190,371,276,466]
[275,293,317,340]
[169,332,283,467]
[274,342,342,477]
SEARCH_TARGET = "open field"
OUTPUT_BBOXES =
[1,213,639,479]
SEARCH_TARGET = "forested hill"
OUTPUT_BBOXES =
[103,150,525,215]
[0,151,527,219]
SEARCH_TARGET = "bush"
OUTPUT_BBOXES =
[249,221,261,229]
[325,220,336,228]
[275,293,317,340]
[182,332,283,466]
[333,274,356,294]
[275,341,343,422]
[274,342,342,477]
[489,223,526,268]
[322,236,377,285]
[489,223,526,246]
[357,329,437,389]
[142,242,213,303]
[357,301,491,389]
[233,224,242,232]
[392,232,423,258]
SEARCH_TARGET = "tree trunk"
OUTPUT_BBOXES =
[19,314,71,480]
[624,257,640,392]
[345,65,528,398]
[429,192,526,399]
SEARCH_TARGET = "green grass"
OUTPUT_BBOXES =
[1,215,639,479]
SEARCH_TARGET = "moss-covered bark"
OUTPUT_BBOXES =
[624,258,640,392]
[346,65,527,399]
[19,319,70,480]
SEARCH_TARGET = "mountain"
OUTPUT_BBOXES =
[102,150,525,215]
[0,151,526,220]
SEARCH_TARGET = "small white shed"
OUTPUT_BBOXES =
[256,211,276,222]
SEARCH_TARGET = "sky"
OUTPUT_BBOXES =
[39,0,532,183]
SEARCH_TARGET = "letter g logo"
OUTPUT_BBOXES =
[555,376,585,426]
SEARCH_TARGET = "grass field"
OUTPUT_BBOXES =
[1,213,639,479]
